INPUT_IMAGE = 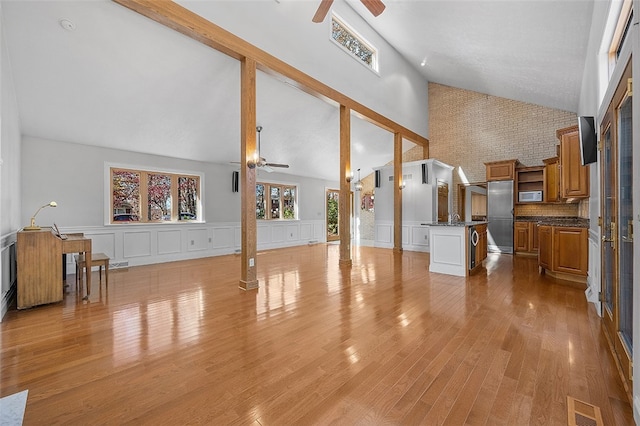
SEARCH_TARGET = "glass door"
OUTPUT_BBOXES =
[600,61,633,384]
[326,189,340,242]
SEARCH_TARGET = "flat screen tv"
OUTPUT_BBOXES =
[578,116,597,165]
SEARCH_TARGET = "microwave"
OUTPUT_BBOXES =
[519,191,543,202]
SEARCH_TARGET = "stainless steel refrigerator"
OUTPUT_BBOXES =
[487,180,514,253]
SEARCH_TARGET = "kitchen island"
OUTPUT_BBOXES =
[427,221,488,277]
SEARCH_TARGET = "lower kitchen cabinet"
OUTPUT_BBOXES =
[514,221,538,255]
[538,225,588,283]
[476,223,487,263]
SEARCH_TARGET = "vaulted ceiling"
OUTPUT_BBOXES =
[2,0,594,181]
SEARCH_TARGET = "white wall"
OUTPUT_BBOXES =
[19,136,333,272]
[373,159,453,252]
[1,3,23,320]
[178,0,429,138]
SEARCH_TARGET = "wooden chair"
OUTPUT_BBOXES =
[75,253,110,293]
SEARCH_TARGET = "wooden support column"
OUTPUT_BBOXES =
[393,132,403,253]
[239,57,258,290]
[339,105,352,267]
[423,143,429,160]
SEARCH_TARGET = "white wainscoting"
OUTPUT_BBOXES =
[59,220,326,271]
[586,230,601,316]
[0,232,18,322]
[374,220,431,252]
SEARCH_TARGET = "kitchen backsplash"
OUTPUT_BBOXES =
[515,199,589,218]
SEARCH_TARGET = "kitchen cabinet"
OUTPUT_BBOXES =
[557,126,590,199]
[538,225,587,282]
[543,157,560,203]
[514,221,538,255]
[538,225,553,269]
[515,166,544,203]
[485,159,519,181]
[476,223,488,263]
[553,227,588,275]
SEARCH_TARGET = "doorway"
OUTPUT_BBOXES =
[600,60,633,390]
[326,189,340,242]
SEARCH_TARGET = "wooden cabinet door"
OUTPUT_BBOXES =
[476,224,487,262]
[558,127,590,199]
[485,160,517,181]
[553,227,588,275]
[538,225,553,269]
[514,222,530,252]
[543,158,560,203]
[530,222,539,252]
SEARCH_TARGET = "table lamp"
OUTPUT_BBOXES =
[23,201,57,231]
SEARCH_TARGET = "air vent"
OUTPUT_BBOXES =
[567,396,603,426]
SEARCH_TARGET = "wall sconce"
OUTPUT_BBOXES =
[399,181,406,190]
[354,168,363,192]
[24,201,57,231]
[346,171,354,182]
[247,152,259,169]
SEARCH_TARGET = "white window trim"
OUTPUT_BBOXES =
[256,179,299,221]
[104,162,205,226]
[329,12,380,75]
[598,0,633,106]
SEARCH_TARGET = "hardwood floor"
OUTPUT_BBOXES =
[0,245,634,425]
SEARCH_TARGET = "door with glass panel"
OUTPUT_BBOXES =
[600,61,633,385]
[326,189,340,242]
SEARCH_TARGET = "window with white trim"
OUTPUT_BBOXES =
[256,182,297,220]
[110,167,202,223]
[330,13,378,72]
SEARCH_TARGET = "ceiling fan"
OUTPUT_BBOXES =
[313,0,385,23]
[245,126,289,172]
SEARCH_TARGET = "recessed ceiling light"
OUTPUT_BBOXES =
[59,18,76,31]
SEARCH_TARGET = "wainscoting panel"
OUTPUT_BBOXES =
[87,232,117,259]
[187,228,209,252]
[271,225,285,243]
[212,227,235,249]
[287,225,299,242]
[375,223,392,247]
[300,223,312,241]
[123,231,152,258]
[157,230,182,255]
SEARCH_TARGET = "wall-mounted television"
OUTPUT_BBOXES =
[578,116,597,165]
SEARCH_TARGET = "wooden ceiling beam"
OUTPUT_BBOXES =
[113,0,429,148]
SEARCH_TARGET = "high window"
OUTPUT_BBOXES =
[110,166,201,224]
[256,182,297,220]
[330,13,378,72]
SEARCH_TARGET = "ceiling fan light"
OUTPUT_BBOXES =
[354,181,363,191]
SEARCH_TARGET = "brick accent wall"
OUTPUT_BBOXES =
[404,83,580,215]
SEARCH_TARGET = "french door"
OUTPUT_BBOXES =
[326,189,340,242]
[600,60,634,385]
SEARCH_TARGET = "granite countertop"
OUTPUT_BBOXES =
[516,216,590,228]
[421,221,488,227]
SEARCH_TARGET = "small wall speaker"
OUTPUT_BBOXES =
[375,170,381,188]
[421,163,428,184]
[232,171,239,193]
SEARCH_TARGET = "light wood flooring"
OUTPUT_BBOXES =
[0,245,634,425]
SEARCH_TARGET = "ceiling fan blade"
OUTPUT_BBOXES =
[360,0,385,17]
[262,165,274,173]
[312,0,334,23]
[265,163,289,168]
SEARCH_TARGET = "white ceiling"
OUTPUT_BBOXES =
[2,0,594,181]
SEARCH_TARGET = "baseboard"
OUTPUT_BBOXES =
[0,283,16,322]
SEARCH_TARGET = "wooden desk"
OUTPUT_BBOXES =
[17,228,92,309]
[62,233,92,299]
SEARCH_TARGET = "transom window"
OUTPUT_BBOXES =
[110,167,201,224]
[330,13,378,72]
[256,182,297,220]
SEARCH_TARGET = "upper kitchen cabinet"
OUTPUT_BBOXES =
[557,125,590,199]
[542,157,560,203]
[485,159,519,181]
